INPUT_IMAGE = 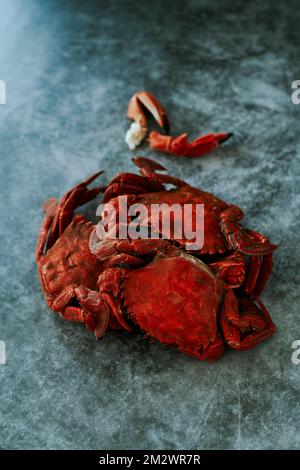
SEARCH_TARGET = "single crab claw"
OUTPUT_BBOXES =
[125,91,169,150]
[148,131,233,158]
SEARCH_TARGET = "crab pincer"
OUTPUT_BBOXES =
[125,91,169,150]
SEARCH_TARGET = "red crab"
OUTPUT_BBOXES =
[36,172,111,337]
[91,157,277,298]
[84,240,275,361]
[125,90,232,157]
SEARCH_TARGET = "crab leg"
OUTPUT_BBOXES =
[179,337,225,362]
[40,280,109,338]
[46,171,105,250]
[220,205,277,256]
[103,253,146,268]
[36,198,59,261]
[60,305,107,336]
[221,289,275,351]
[37,170,105,259]
[73,286,110,337]
[103,171,164,202]
[251,254,273,297]
[149,131,233,158]
[91,235,170,264]
[243,229,274,297]
[132,157,188,188]
[97,268,132,331]
[244,255,262,295]
[209,253,246,288]
[209,239,273,295]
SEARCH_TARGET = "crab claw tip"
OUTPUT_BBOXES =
[219,132,233,144]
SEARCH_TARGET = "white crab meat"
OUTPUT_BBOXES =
[125,121,147,150]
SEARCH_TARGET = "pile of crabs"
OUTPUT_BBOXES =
[36,92,277,361]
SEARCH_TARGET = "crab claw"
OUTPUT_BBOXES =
[44,171,106,252]
[125,91,169,150]
[148,131,233,158]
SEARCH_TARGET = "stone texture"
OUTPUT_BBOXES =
[0,0,299,450]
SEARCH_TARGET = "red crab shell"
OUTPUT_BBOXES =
[123,252,224,357]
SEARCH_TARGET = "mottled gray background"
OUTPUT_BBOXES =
[0,0,300,450]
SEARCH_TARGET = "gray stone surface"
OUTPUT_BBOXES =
[0,0,300,450]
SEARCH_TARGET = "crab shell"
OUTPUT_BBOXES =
[115,251,225,360]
